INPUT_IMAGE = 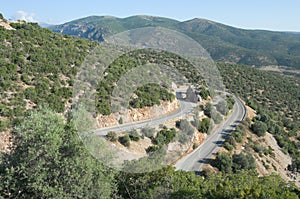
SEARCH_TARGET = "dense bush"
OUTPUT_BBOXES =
[130,84,175,108]
[214,153,233,173]
[232,153,256,172]
[152,127,177,146]
[216,100,228,115]
[252,120,268,137]
[214,152,256,173]
[203,102,223,124]
[197,118,211,133]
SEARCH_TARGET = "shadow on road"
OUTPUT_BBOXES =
[213,140,224,146]
[198,158,213,164]
[230,124,237,128]
[222,129,232,134]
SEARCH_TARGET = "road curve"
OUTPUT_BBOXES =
[175,96,246,171]
[94,99,197,136]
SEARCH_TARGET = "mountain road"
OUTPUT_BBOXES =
[175,96,246,171]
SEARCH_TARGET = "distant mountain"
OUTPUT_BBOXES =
[50,15,300,69]
[285,31,300,35]
[38,22,54,28]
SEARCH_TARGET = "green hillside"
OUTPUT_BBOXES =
[0,16,300,198]
[51,15,300,69]
[0,21,97,130]
[0,19,190,129]
[218,62,300,172]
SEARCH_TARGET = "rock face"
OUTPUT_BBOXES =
[166,130,206,164]
[129,100,178,122]
[0,19,15,30]
[96,99,179,128]
[97,113,118,128]
[186,86,201,103]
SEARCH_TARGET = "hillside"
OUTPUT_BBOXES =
[0,15,299,198]
[0,20,97,136]
[1,16,299,172]
[0,19,184,133]
[51,15,300,70]
[218,63,300,177]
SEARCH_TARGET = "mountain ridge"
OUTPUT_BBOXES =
[50,15,300,69]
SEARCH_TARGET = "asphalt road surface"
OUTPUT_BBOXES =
[175,96,246,171]
[94,99,197,136]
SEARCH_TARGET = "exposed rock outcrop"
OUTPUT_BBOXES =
[97,99,179,128]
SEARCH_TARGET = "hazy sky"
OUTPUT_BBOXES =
[1,0,299,31]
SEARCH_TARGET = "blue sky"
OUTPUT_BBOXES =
[1,0,300,31]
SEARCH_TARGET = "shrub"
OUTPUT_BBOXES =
[198,118,211,133]
[152,128,176,146]
[252,144,265,154]
[129,130,140,142]
[214,153,232,173]
[232,131,243,143]
[106,131,117,142]
[212,111,223,124]
[252,121,267,136]
[224,142,234,151]
[232,153,256,172]
[119,134,131,147]
[118,117,123,124]
[176,131,190,144]
[146,145,160,153]
[141,127,155,138]
[176,119,194,136]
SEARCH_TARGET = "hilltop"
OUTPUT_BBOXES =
[0,14,14,30]
[51,15,300,70]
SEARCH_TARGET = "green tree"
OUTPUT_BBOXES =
[199,89,209,100]
[226,95,235,110]
[214,152,232,173]
[252,121,268,136]
[232,153,256,172]
[0,108,115,198]
[198,118,211,133]
[152,128,176,146]
[204,103,213,118]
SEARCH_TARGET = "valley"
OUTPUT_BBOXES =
[0,13,299,198]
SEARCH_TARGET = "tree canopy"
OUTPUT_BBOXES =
[0,108,115,198]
